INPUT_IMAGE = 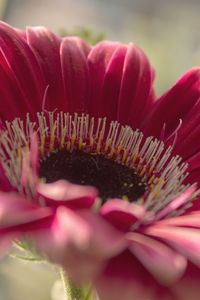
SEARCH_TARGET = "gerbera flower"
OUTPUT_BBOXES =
[0,21,200,300]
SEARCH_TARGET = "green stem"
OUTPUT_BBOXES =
[59,269,84,300]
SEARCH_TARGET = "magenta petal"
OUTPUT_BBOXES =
[87,41,124,119]
[26,26,65,111]
[117,44,155,128]
[0,160,13,191]
[187,152,200,173]
[37,180,98,208]
[87,41,155,127]
[95,250,157,300]
[100,199,146,231]
[143,67,200,139]
[0,22,46,120]
[128,232,187,285]
[146,225,200,268]
[173,122,200,160]
[60,37,90,113]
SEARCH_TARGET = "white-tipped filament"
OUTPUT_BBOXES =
[0,112,198,216]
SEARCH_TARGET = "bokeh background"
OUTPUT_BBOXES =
[1,0,200,299]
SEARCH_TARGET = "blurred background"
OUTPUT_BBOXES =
[1,0,200,299]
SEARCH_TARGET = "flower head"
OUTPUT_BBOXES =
[0,21,200,300]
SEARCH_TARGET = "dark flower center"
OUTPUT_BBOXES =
[39,149,146,202]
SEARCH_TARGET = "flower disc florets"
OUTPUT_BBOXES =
[0,111,198,220]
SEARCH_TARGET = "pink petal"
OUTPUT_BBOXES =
[0,22,46,120]
[143,67,200,139]
[155,212,200,228]
[34,206,126,282]
[127,232,187,285]
[37,179,98,208]
[146,225,200,268]
[53,206,126,258]
[100,199,146,231]
[0,191,52,228]
[60,37,90,114]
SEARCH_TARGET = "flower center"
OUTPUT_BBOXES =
[0,111,197,216]
[39,149,146,202]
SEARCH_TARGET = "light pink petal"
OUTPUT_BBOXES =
[143,67,200,139]
[60,37,90,114]
[37,179,98,208]
[0,191,52,228]
[155,212,200,228]
[100,199,146,231]
[0,22,46,120]
[127,232,187,285]
[34,206,126,282]
[146,225,200,267]
[154,186,196,220]
[117,43,155,128]
[53,206,125,257]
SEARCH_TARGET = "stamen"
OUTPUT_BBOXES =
[0,112,198,216]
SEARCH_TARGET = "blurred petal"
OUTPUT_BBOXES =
[155,212,200,228]
[37,180,98,208]
[146,226,200,267]
[95,250,157,300]
[34,206,126,282]
[101,199,146,231]
[127,232,187,285]
[0,191,52,228]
